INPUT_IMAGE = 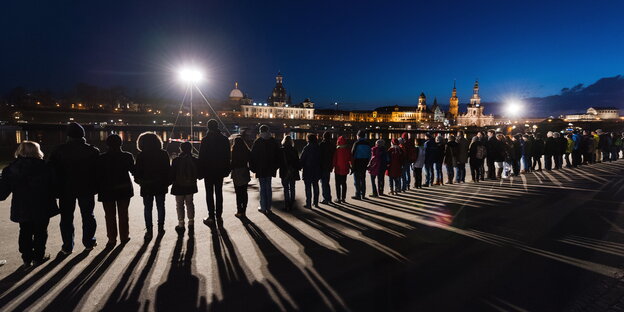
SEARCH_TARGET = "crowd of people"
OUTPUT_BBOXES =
[1,119,622,269]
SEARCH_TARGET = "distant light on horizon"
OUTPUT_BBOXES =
[178,67,204,84]
[505,100,523,117]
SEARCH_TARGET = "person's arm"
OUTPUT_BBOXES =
[0,166,12,201]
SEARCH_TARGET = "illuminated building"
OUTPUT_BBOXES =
[564,107,620,121]
[456,80,494,127]
[240,72,315,119]
[449,80,459,118]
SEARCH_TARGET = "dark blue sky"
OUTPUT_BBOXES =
[2,1,624,112]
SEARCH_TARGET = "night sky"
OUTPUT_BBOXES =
[3,1,624,113]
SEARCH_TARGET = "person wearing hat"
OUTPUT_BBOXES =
[48,122,100,254]
[198,119,231,226]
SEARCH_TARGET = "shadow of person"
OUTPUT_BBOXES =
[42,244,125,312]
[206,223,282,311]
[240,217,343,311]
[1,250,91,310]
[155,228,207,312]
[99,236,153,311]
[0,253,64,308]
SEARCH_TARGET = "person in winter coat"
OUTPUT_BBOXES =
[598,129,611,162]
[511,135,522,176]
[400,132,416,191]
[231,136,251,217]
[469,136,486,182]
[412,139,426,188]
[351,130,371,199]
[97,134,134,246]
[135,132,171,236]
[199,119,231,224]
[250,125,281,214]
[0,142,59,268]
[532,134,545,171]
[386,138,404,195]
[543,131,557,171]
[443,135,458,184]
[522,134,533,173]
[48,122,99,254]
[611,132,622,161]
[368,140,388,197]
[300,134,321,208]
[495,134,508,178]
[332,136,351,203]
[279,136,300,211]
[485,130,498,180]
[583,131,595,164]
[455,131,469,183]
[318,132,335,204]
[553,132,566,169]
[593,131,601,163]
[565,134,574,168]
[423,134,439,187]
[434,135,446,185]
[170,142,199,233]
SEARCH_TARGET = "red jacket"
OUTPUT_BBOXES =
[386,143,404,177]
[332,136,352,175]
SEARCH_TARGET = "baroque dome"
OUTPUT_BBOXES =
[229,82,244,100]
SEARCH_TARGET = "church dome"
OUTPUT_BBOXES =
[229,82,244,100]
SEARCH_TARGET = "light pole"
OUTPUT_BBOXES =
[178,67,204,142]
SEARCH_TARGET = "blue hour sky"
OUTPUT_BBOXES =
[2,0,624,113]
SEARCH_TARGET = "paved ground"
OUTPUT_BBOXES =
[2,161,624,311]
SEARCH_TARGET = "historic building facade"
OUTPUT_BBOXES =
[456,80,494,127]
[240,72,315,120]
[449,80,459,118]
[564,107,620,121]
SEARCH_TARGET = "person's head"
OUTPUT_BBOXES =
[596,129,603,135]
[487,129,495,137]
[15,141,43,159]
[259,124,269,133]
[307,133,318,144]
[522,134,530,140]
[232,135,248,152]
[179,141,192,154]
[426,133,433,141]
[357,130,366,139]
[322,131,332,141]
[457,131,465,138]
[375,139,385,147]
[477,131,483,138]
[401,132,409,140]
[591,131,597,135]
[281,135,293,147]
[416,138,425,146]
[471,136,479,143]
[67,122,85,139]
[435,135,443,143]
[547,131,553,138]
[496,133,504,141]
[137,132,163,152]
[391,138,400,146]
[566,134,573,139]
[583,130,589,135]
[553,132,560,138]
[106,134,122,149]
[448,134,456,142]
[207,119,219,131]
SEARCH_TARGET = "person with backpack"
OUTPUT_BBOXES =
[455,131,469,183]
[387,138,404,195]
[250,125,281,214]
[231,136,251,217]
[351,130,371,199]
[135,132,171,236]
[319,132,335,204]
[412,139,426,188]
[400,133,416,191]
[170,142,199,233]
[279,136,300,211]
[0,142,59,268]
[469,135,486,182]
[199,119,231,225]
[368,139,388,197]
[96,134,134,246]
[300,134,321,208]
[48,122,99,254]
[332,136,352,203]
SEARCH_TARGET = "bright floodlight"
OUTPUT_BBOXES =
[505,100,523,117]
[178,67,204,83]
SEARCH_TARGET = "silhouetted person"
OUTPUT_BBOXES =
[387,138,404,195]
[443,135,457,184]
[434,135,445,185]
[400,133,416,191]
[485,129,497,179]
[250,125,280,214]
[455,131,469,183]
[48,122,99,254]
[544,131,556,170]
[300,134,321,208]
[522,134,533,173]
[423,134,438,187]
[469,136,486,182]
[332,136,352,202]
[554,132,566,169]
[319,131,335,204]
[135,132,170,236]
[96,134,134,247]
[199,119,231,225]
[413,139,425,188]
[351,130,371,199]
[532,134,544,171]
[0,141,59,268]
[171,142,199,233]
[279,136,300,211]
[368,139,388,197]
[511,135,522,176]
[231,136,251,217]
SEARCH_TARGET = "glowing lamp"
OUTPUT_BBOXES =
[178,68,204,83]
[505,100,523,117]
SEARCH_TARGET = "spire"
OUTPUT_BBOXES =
[235,81,238,89]
[453,79,456,89]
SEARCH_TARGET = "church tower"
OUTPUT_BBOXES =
[469,80,481,107]
[417,92,427,111]
[449,80,459,117]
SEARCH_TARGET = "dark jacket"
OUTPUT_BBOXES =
[170,153,199,195]
[0,157,59,223]
[199,129,231,180]
[424,139,441,164]
[351,138,372,172]
[48,138,100,197]
[523,138,533,157]
[456,137,469,164]
[250,133,281,178]
[96,150,134,202]
[134,149,171,196]
[599,134,611,152]
[532,138,545,157]
[557,137,568,155]
[319,139,335,173]
[469,140,485,162]
[300,142,321,181]
[443,141,458,166]
[485,136,500,161]
[512,140,522,161]
[230,144,251,187]
[279,144,301,181]
[544,137,558,156]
